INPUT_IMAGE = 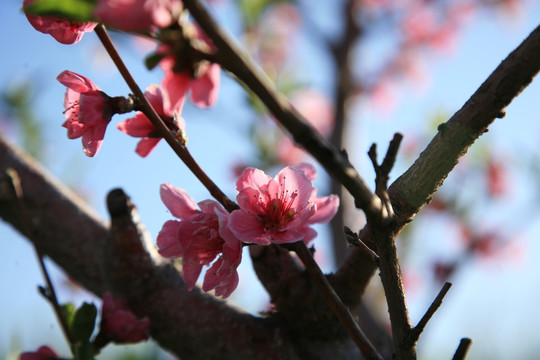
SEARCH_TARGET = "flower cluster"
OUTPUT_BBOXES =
[157,164,339,298]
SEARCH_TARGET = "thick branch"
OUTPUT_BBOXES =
[0,135,297,360]
[335,23,540,300]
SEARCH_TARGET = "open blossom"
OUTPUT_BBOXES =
[94,0,182,32]
[229,163,339,245]
[57,70,113,157]
[117,85,185,157]
[100,292,150,343]
[157,183,242,298]
[23,0,96,44]
[19,345,58,360]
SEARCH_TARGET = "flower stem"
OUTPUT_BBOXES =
[291,241,382,360]
[94,24,237,212]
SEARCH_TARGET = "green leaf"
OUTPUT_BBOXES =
[72,340,95,360]
[70,302,97,343]
[61,302,76,328]
[144,52,166,71]
[23,0,96,23]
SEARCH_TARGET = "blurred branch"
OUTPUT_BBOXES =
[407,282,452,346]
[452,338,473,360]
[0,134,296,360]
[335,23,540,304]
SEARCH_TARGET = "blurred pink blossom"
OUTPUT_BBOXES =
[94,0,182,31]
[229,163,339,245]
[57,70,112,157]
[160,55,221,112]
[23,0,96,44]
[19,346,58,360]
[117,85,185,157]
[157,183,242,298]
[100,292,150,343]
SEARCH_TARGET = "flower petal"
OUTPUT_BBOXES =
[117,113,155,137]
[309,194,340,224]
[160,183,199,219]
[156,220,182,258]
[190,63,220,108]
[229,210,270,245]
[135,138,161,157]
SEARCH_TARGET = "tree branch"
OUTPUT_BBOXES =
[181,0,384,223]
[0,135,297,360]
[335,23,540,303]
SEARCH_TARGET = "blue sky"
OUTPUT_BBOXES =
[1,1,540,359]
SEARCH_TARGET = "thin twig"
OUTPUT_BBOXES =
[369,136,416,359]
[3,169,74,345]
[408,282,452,345]
[94,25,237,212]
[291,241,383,360]
[344,226,380,263]
[452,338,473,360]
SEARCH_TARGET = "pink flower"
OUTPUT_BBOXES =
[23,0,96,44]
[100,292,150,343]
[157,183,242,298]
[57,70,113,157]
[94,0,182,31]
[117,85,185,157]
[229,163,339,245]
[19,345,58,360]
[159,27,221,112]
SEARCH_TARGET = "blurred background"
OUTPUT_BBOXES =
[2,0,540,359]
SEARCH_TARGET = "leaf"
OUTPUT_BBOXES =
[23,0,96,22]
[61,302,76,328]
[145,52,166,71]
[70,302,97,343]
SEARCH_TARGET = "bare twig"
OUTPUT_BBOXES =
[408,282,452,345]
[291,241,383,360]
[335,24,540,308]
[3,169,74,346]
[452,338,473,360]
[94,25,237,213]
[344,226,380,263]
[368,136,416,359]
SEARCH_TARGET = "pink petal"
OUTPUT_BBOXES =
[309,194,340,224]
[228,210,270,245]
[299,226,318,245]
[81,121,107,157]
[160,183,199,219]
[135,138,161,157]
[182,259,203,290]
[156,220,183,258]
[236,187,263,215]
[270,228,306,244]
[236,167,272,191]
[292,163,318,182]
[143,84,166,115]
[161,71,189,114]
[275,166,313,208]
[117,113,155,137]
[57,70,100,92]
[190,63,220,108]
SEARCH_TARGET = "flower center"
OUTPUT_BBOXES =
[260,178,298,232]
